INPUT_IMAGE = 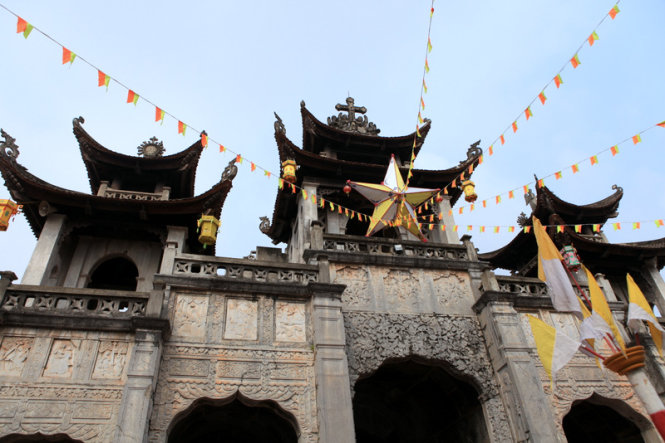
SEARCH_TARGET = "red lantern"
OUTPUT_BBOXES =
[343,182,352,195]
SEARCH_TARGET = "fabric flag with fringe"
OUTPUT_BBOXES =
[528,315,580,388]
[627,273,664,356]
[533,217,582,318]
[584,265,625,352]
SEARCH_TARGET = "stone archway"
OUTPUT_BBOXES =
[167,393,299,443]
[563,394,653,443]
[353,357,490,442]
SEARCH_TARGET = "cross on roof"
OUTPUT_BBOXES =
[335,97,367,125]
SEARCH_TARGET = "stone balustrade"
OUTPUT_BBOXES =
[484,275,550,297]
[97,181,170,201]
[321,234,469,261]
[172,253,319,284]
[1,285,148,317]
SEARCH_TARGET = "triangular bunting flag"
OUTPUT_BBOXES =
[127,90,139,105]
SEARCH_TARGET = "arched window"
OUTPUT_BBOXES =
[563,398,645,443]
[168,394,299,443]
[353,358,490,442]
[87,256,138,291]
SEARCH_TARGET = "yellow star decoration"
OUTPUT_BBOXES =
[347,155,439,241]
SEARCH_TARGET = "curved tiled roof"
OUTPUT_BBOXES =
[73,117,204,199]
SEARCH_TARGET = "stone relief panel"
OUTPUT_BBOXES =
[149,346,318,443]
[381,269,420,312]
[275,302,306,343]
[92,341,129,380]
[172,294,209,339]
[43,339,78,378]
[0,330,133,443]
[344,312,512,442]
[333,265,370,308]
[429,270,474,314]
[224,299,258,341]
[0,337,32,376]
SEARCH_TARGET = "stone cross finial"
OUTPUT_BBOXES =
[335,97,367,124]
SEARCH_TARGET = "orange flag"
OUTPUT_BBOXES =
[570,54,580,69]
[127,90,139,105]
[201,133,208,148]
[525,107,533,120]
[512,121,518,133]
[62,47,76,64]
[657,121,665,128]
[500,135,505,145]
[610,145,619,156]
[632,134,642,144]
[609,5,620,19]
[538,91,547,105]
[571,164,579,174]
[97,70,110,89]
[219,144,226,153]
[155,107,165,123]
[554,74,563,88]
[178,121,187,135]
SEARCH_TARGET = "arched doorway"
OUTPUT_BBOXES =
[353,358,490,443]
[167,394,299,443]
[563,396,646,443]
[87,256,138,291]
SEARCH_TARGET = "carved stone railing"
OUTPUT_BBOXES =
[488,275,550,297]
[172,253,318,284]
[320,233,469,260]
[97,181,170,201]
[1,285,148,317]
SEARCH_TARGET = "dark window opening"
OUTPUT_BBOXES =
[168,395,298,443]
[0,434,82,443]
[353,359,490,443]
[87,257,138,291]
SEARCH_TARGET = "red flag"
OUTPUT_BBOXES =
[657,121,665,128]
[508,190,514,199]
[588,31,599,47]
[219,144,226,153]
[235,154,242,164]
[97,70,110,88]
[554,74,563,88]
[538,91,547,105]
[610,145,619,156]
[495,195,501,204]
[16,17,27,33]
[555,171,562,180]
[178,121,186,135]
[201,133,208,148]
[500,135,505,145]
[632,134,642,144]
[590,155,598,165]
[251,162,256,172]
[512,121,518,133]
[537,179,545,188]
[525,107,533,120]
[609,5,620,19]
[571,164,579,174]
[523,185,529,194]
[570,54,580,69]
[62,47,75,64]
[127,90,139,105]
[478,155,483,165]
[488,145,494,156]
[155,107,165,123]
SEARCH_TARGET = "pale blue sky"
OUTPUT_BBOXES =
[1,1,664,278]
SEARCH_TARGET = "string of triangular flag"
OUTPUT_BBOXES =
[405,0,435,188]
[423,2,623,207]
[418,118,664,218]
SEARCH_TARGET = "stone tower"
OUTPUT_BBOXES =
[1,102,665,442]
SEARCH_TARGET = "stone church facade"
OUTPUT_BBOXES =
[1,101,665,442]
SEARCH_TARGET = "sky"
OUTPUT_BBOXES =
[0,0,664,280]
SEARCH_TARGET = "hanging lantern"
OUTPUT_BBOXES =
[560,245,581,271]
[343,181,352,196]
[197,215,220,248]
[0,199,18,232]
[281,159,297,184]
[461,180,478,203]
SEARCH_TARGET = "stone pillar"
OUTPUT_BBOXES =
[436,196,459,244]
[22,214,67,285]
[159,226,187,274]
[595,273,618,302]
[309,269,355,443]
[642,258,665,317]
[476,278,563,441]
[0,271,17,301]
[114,329,162,443]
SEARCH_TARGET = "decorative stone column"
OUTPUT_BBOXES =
[433,195,459,244]
[474,279,563,442]
[113,329,163,443]
[309,261,355,443]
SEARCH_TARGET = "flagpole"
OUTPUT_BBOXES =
[561,259,621,353]
[580,345,605,360]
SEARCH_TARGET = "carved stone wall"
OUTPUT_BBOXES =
[332,264,475,315]
[149,291,317,442]
[343,312,512,441]
[0,328,133,442]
